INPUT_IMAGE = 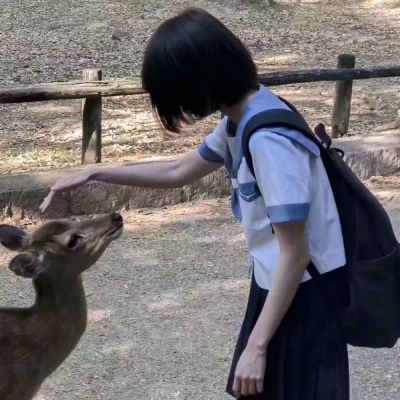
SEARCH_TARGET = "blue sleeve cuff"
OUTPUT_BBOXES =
[267,203,310,223]
[198,141,224,163]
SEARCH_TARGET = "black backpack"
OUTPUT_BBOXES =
[241,97,400,349]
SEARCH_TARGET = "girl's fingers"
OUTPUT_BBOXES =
[232,376,242,398]
[240,378,249,397]
[256,378,264,394]
[249,380,258,396]
[39,191,56,212]
[233,376,264,398]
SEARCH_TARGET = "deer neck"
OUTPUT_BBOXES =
[34,275,87,315]
[32,275,88,375]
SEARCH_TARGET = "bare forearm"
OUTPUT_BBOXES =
[89,150,221,189]
[90,160,183,188]
[39,150,222,212]
[248,252,310,351]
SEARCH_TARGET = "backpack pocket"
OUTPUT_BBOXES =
[337,247,400,348]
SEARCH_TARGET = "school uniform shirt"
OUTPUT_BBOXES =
[198,85,346,290]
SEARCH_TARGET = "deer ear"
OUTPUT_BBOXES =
[0,225,28,251]
[9,252,45,279]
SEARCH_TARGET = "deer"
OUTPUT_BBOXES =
[0,212,124,400]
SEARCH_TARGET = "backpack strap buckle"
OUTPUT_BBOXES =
[314,123,332,149]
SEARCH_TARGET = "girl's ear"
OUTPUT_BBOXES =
[0,225,29,251]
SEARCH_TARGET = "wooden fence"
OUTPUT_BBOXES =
[1,54,400,164]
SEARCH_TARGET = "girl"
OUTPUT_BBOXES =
[40,8,349,399]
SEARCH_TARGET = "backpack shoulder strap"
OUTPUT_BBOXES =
[242,107,321,177]
[278,96,333,149]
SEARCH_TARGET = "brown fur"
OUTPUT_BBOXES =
[0,213,123,400]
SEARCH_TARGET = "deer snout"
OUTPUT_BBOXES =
[104,213,124,240]
[111,212,123,224]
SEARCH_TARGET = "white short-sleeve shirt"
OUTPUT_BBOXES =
[198,116,346,290]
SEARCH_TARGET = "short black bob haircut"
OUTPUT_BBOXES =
[141,8,259,132]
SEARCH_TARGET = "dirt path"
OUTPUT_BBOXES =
[0,0,399,173]
[1,180,400,399]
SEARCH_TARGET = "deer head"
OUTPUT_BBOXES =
[0,213,123,281]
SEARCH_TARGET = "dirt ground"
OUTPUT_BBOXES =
[0,179,400,399]
[0,0,399,173]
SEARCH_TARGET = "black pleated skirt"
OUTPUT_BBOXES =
[226,267,350,400]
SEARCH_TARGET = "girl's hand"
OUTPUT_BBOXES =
[39,170,92,212]
[232,344,266,398]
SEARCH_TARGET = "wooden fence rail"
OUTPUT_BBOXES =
[1,65,400,104]
[1,54,399,164]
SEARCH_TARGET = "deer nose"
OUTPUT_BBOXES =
[111,213,123,223]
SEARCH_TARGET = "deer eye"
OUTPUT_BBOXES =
[67,234,83,249]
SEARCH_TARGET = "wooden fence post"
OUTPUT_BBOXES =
[331,54,356,138]
[82,69,102,164]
